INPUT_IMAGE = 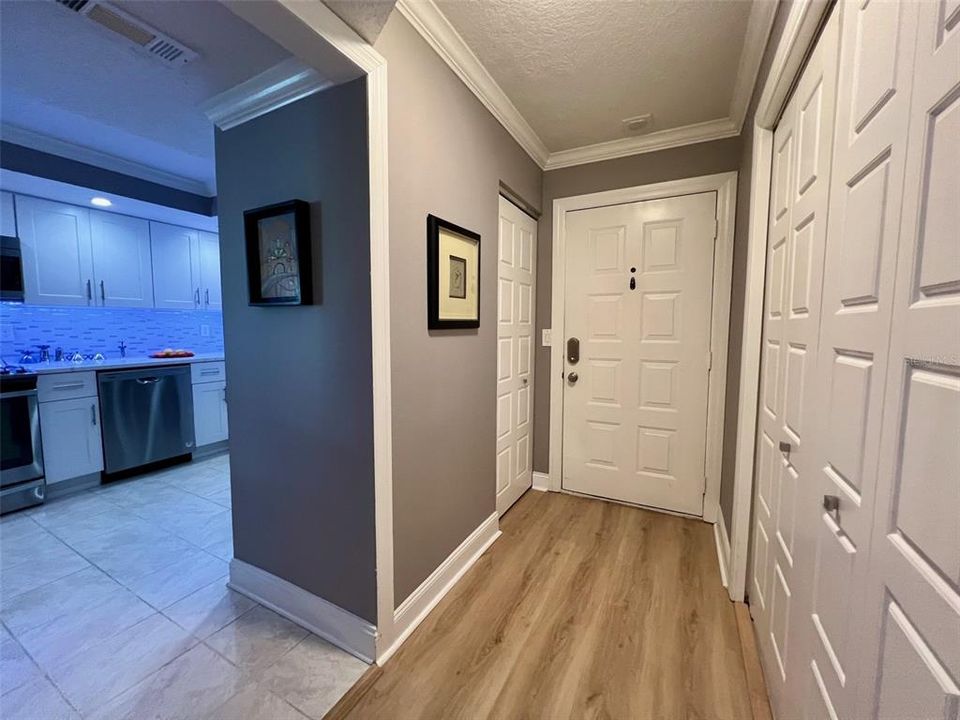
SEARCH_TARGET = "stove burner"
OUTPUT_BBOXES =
[0,365,31,376]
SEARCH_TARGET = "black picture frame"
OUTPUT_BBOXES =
[427,214,481,329]
[244,200,313,306]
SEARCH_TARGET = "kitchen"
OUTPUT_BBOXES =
[1,186,229,516]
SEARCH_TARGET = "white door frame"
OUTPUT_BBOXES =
[727,0,833,602]
[548,171,738,523]
[221,1,397,662]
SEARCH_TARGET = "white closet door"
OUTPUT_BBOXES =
[854,4,960,719]
[90,210,154,308]
[496,196,536,515]
[801,3,920,718]
[751,8,840,717]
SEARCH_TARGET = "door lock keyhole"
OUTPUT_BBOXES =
[629,267,637,291]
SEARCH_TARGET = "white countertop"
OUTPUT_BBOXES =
[15,353,225,375]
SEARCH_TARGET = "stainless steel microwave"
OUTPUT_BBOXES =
[0,236,25,302]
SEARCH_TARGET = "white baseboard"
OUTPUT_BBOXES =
[379,512,500,665]
[532,471,550,491]
[228,558,376,663]
[714,512,731,589]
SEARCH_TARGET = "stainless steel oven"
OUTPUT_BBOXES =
[1,372,45,514]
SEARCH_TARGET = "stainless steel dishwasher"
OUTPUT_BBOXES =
[98,365,195,474]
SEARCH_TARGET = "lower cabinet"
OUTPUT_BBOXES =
[39,396,104,484]
[193,379,228,447]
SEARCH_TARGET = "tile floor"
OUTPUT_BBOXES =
[0,454,368,719]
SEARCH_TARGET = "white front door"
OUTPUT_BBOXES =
[560,192,716,515]
[496,196,536,515]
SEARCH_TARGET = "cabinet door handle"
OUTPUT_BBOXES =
[90,404,97,426]
[100,280,106,302]
[205,288,209,307]
[195,288,200,307]
[86,279,92,302]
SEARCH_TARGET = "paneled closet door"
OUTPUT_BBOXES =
[801,2,919,718]
[751,8,840,718]
[854,4,960,718]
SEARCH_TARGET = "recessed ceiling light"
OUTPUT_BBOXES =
[90,197,112,207]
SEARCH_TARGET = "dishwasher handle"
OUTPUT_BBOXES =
[135,376,160,385]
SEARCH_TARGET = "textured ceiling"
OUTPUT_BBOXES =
[326,0,398,44]
[434,0,753,152]
[0,0,291,192]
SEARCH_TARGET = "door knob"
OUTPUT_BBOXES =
[823,494,840,522]
[779,441,791,458]
[522,378,528,385]
[567,371,579,384]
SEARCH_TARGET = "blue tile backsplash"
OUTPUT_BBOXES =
[0,304,224,363]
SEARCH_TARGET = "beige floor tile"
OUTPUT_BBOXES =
[207,682,309,720]
[205,606,307,671]
[163,578,255,640]
[123,549,227,609]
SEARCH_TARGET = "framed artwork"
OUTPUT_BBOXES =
[427,214,480,329]
[244,200,313,306]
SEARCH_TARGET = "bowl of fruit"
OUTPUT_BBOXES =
[150,348,196,359]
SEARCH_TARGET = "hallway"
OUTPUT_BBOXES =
[331,491,754,719]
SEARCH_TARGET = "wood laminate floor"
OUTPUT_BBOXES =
[332,490,753,720]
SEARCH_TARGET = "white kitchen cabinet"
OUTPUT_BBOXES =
[198,231,222,311]
[150,221,201,310]
[17,196,95,306]
[90,210,154,308]
[1,191,16,237]
[39,395,104,484]
[192,379,228,446]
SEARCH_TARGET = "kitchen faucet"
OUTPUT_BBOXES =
[118,340,127,358]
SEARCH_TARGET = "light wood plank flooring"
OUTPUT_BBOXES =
[331,490,753,720]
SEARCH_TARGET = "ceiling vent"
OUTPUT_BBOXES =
[53,0,198,67]
[622,114,653,133]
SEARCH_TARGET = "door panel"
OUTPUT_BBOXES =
[802,3,920,718]
[17,197,94,306]
[855,4,960,718]
[752,8,840,717]
[150,222,200,310]
[90,210,154,308]
[562,192,715,515]
[496,196,536,515]
[199,231,222,311]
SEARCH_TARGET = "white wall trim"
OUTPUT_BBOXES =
[531,471,550,491]
[394,0,549,167]
[379,512,501,666]
[543,118,739,170]
[548,172,738,522]
[229,559,377,663]
[714,513,731,589]
[728,0,830,603]
[394,0,775,171]
[729,0,780,133]
[0,123,213,196]
[234,0,397,664]
[201,57,334,131]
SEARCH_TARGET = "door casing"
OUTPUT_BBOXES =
[548,172,738,523]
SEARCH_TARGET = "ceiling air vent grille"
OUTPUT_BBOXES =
[52,0,198,67]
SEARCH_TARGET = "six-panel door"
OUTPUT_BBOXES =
[496,196,536,515]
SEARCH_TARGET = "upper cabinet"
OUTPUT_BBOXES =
[198,231,222,311]
[90,210,154,308]
[13,195,219,311]
[1,191,15,237]
[151,222,201,310]
[18,196,96,306]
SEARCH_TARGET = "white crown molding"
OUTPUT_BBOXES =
[544,117,740,170]
[0,123,212,196]
[730,0,780,132]
[200,57,333,132]
[394,0,550,168]
[396,0,778,171]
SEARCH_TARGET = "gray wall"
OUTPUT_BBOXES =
[215,81,377,623]
[719,1,793,532]
[534,138,743,474]
[374,14,542,606]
